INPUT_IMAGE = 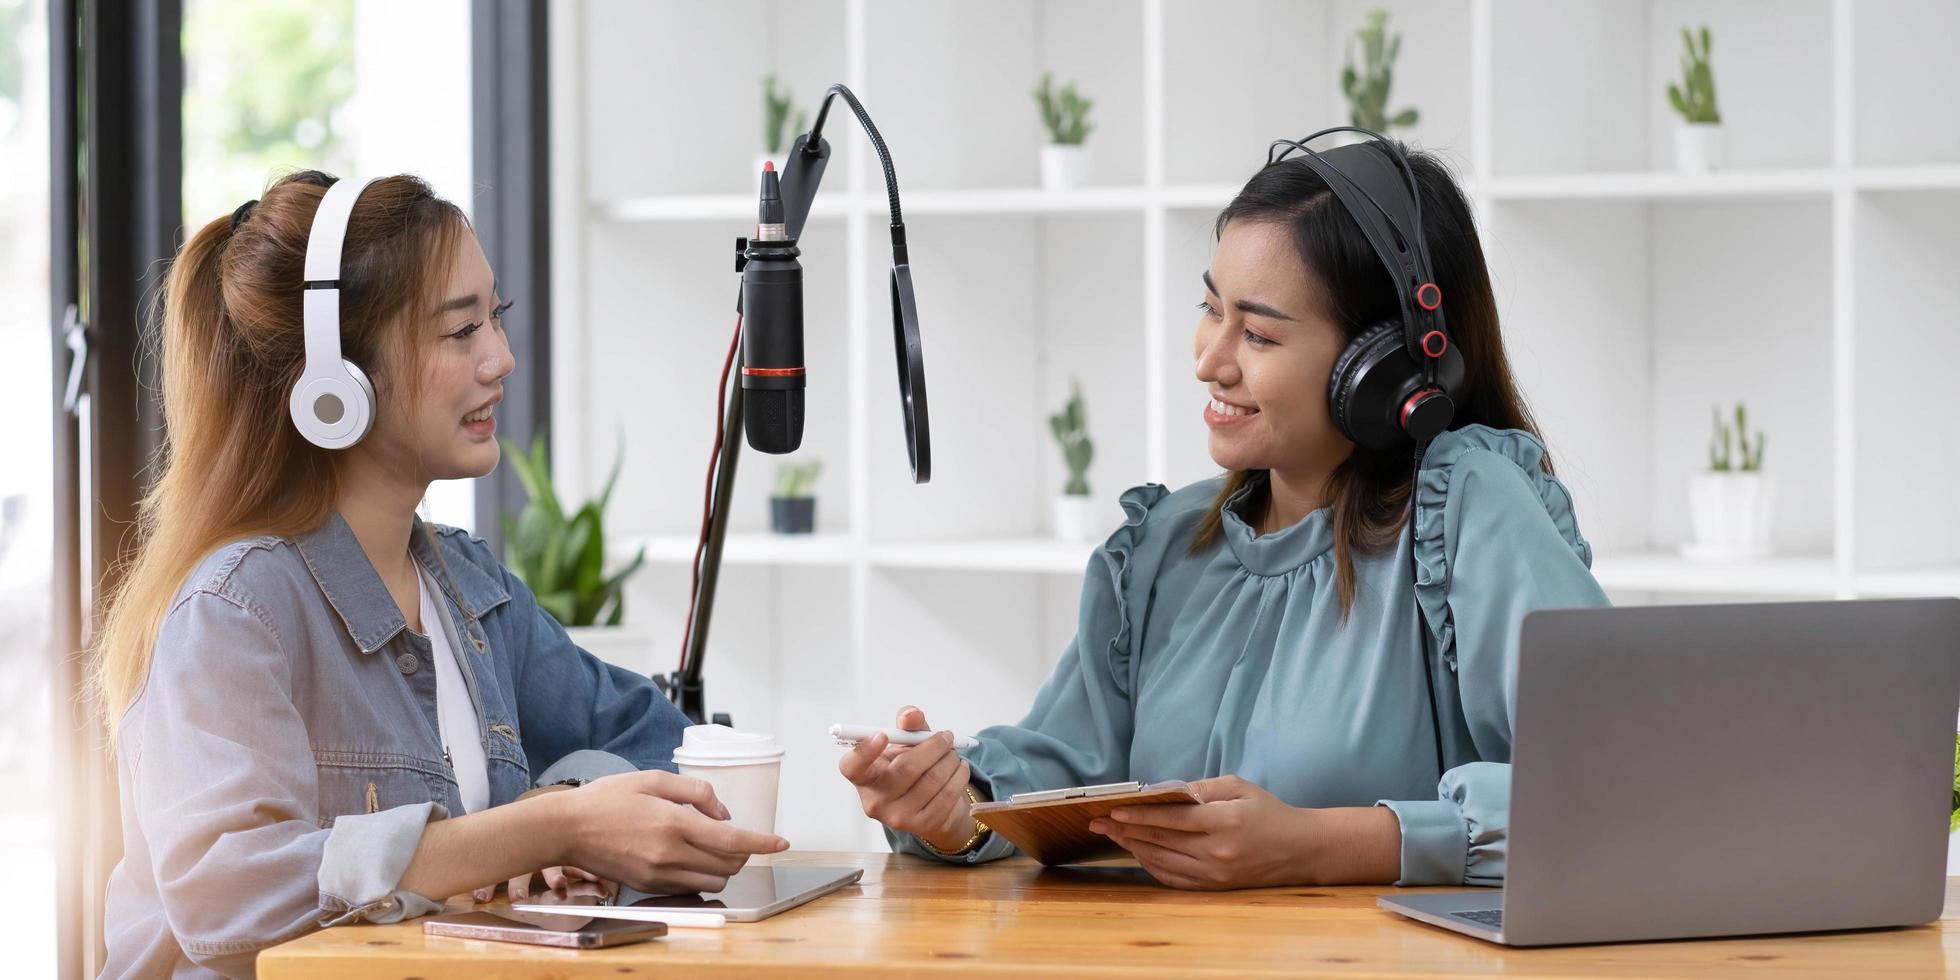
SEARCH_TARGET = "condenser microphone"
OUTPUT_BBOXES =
[740,162,806,454]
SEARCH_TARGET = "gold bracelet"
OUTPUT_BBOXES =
[920,785,990,857]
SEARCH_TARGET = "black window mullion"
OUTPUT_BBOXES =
[54,0,184,973]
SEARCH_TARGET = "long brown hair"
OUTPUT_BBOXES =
[91,171,468,732]
[1190,146,1549,618]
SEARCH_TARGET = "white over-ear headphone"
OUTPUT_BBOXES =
[290,176,379,449]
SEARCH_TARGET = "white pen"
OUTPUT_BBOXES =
[830,723,979,751]
[510,905,727,929]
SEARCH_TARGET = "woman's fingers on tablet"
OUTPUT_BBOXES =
[677,840,752,878]
[681,810,790,856]
[645,869,735,896]
[541,866,586,892]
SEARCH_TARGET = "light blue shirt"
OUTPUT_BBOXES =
[892,425,1609,886]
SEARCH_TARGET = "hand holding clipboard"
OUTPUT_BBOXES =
[971,780,1202,866]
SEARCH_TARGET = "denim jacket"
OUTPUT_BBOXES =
[100,513,690,978]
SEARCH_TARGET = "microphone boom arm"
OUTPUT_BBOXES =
[665,84,930,724]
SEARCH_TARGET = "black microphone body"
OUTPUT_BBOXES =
[741,165,806,454]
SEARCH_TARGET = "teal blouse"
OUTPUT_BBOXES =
[892,425,1609,886]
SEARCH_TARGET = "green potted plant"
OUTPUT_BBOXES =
[1033,72,1094,190]
[1048,379,1096,541]
[1948,732,1960,874]
[500,436,650,671]
[1683,402,1773,561]
[758,73,808,183]
[1667,25,1724,171]
[771,460,822,535]
[1342,8,1419,133]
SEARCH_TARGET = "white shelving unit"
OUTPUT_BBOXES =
[551,0,1960,851]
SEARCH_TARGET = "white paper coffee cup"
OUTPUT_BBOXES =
[671,725,784,863]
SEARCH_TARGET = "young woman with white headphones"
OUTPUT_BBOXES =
[93,171,786,978]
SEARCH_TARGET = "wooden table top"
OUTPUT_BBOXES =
[258,852,1958,978]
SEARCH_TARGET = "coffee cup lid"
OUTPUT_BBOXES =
[671,724,784,766]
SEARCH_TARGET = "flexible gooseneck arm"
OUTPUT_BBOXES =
[668,84,930,723]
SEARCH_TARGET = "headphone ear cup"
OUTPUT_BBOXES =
[1327,321,1409,448]
[341,358,376,444]
[289,358,376,450]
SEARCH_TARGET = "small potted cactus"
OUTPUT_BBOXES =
[770,460,822,535]
[757,74,808,184]
[1683,402,1773,561]
[1033,72,1094,190]
[1341,8,1419,133]
[1048,380,1096,541]
[1666,26,1725,172]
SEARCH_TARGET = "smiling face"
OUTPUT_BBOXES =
[1193,219,1355,477]
[355,227,514,483]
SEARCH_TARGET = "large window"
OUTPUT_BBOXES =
[0,0,55,973]
[181,0,475,528]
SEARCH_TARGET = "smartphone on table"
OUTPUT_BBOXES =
[423,907,666,949]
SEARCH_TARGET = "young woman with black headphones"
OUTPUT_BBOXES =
[94,172,786,977]
[841,133,1609,890]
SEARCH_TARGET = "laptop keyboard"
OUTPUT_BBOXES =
[1452,908,1504,930]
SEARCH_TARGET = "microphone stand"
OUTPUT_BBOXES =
[661,84,927,725]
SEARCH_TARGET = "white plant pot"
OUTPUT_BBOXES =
[1673,123,1726,173]
[1949,828,1960,876]
[1682,472,1775,561]
[1052,494,1098,543]
[565,624,657,676]
[1040,144,1090,191]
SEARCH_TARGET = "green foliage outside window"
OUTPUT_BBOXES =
[182,0,355,220]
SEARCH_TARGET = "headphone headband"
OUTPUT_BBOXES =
[304,176,375,283]
[1282,131,1467,453]
[1269,128,1445,359]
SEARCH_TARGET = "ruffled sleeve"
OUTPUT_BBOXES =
[1382,425,1609,885]
[889,483,1175,864]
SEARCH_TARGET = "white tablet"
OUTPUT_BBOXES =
[527,865,863,924]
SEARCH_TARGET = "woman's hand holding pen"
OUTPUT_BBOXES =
[839,705,984,854]
[1088,775,1400,890]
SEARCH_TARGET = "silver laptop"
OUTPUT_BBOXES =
[1379,598,1960,946]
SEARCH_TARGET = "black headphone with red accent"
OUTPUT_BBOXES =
[1269,128,1466,451]
[1269,128,1462,780]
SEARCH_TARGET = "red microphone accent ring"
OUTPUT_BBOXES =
[742,366,807,377]
[1420,330,1448,359]
[1415,282,1442,311]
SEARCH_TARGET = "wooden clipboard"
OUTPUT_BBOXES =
[969,780,1201,866]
